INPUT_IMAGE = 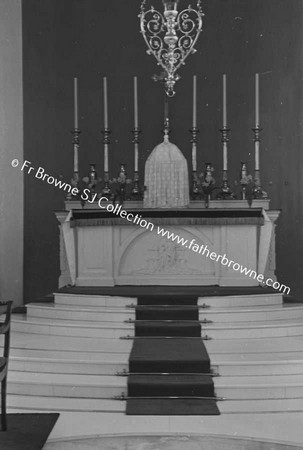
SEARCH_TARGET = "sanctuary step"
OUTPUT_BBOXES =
[4,288,303,418]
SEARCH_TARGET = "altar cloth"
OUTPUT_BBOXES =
[70,208,264,227]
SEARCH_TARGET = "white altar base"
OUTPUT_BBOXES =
[56,200,279,288]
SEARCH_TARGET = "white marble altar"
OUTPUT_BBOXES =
[55,201,280,288]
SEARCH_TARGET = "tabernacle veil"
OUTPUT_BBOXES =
[143,132,190,208]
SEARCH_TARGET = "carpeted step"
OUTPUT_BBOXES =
[138,296,198,306]
[129,338,211,373]
[135,321,201,337]
[126,398,220,415]
[128,374,215,397]
[127,295,219,415]
[136,306,199,321]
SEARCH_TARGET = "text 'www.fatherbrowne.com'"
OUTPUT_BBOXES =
[156,226,290,295]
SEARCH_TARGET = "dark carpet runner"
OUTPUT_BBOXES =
[126,296,220,415]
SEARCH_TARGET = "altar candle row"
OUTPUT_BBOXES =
[73,74,261,174]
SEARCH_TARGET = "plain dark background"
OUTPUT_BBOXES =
[22,0,303,301]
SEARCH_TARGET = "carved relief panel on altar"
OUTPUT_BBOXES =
[114,226,219,285]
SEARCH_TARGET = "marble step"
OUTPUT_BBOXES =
[212,360,303,376]
[8,395,303,414]
[54,292,282,308]
[12,316,134,339]
[8,370,301,402]
[199,305,303,322]
[54,293,137,308]
[8,356,128,375]
[26,303,303,324]
[7,371,126,398]
[205,335,303,353]
[9,357,303,378]
[26,303,134,322]
[8,347,130,361]
[220,398,303,413]
[214,374,303,399]
[17,317,303,341]
[5,332,133,353]
[8,365,301,402]
[198,293,283,308]
[202,319,303,339]
[7,394,125,412]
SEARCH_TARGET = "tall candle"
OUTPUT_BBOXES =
[74,145,78,172]
[223,142,228,171]
[74,77,78,129]
[255,140,260,171]
[223,74,227,128]
[103,77,108,129]
[104,144,108,173]
[134,76,138,129]
[255,73,260,127]
[192,144,197,172]
[193,75,197,128]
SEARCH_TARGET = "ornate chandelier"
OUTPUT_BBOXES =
[139,0,204,97]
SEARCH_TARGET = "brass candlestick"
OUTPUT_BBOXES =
[67,127,81,200]
[190,126,200,200]
[252,126,268,199]
[101,127,111,198]
[131,127,142,199]
[217,126,235,199]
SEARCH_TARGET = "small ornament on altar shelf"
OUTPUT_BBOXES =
[198,163,217,208]
[81,164,103,201]
[239,162,254,205]
[109,164,132,205]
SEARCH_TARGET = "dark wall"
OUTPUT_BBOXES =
[22,0,303,301]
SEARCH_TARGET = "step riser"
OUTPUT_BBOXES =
[136,311,199,321]
[8,395,303,414]
[26,307,134,322]
[213,363,303,376]
[128,384,214,397]
[220,399,303,413]
[203,325,303,339]
[199,309,303,322]
[198,295,283,308]
[12,321,134,339]
[8,335,132,353]
[21,324,299,341]
[7,395,125,412]
[54,294,136,307]
[8,383,125,398]
[27,305,303,323]
[8,349,129,361]
[9,360,128,375]
[215,386,303,399]
[135,324,201,337]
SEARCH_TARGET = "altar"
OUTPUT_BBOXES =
[56,200,279,288]
[57,44,281,289]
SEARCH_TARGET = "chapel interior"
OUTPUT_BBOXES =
[0,0,303,449]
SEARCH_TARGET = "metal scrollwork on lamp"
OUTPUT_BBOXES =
[139,0,204,96]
